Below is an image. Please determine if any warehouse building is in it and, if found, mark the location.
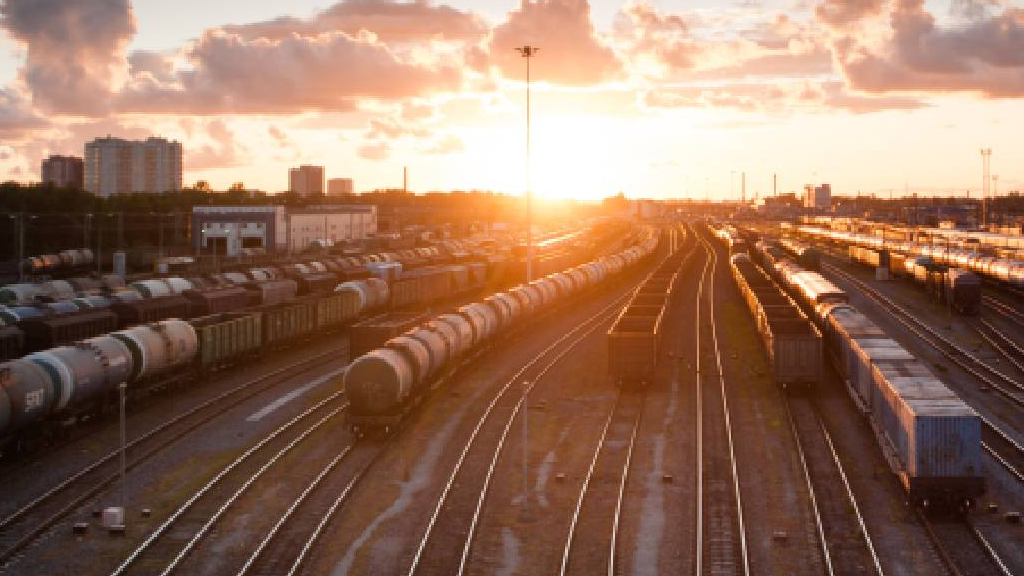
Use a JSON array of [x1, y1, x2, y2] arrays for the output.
[[192, 205, 377, 256]]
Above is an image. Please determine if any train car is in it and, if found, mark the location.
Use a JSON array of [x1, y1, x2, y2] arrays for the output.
[[182, 287, 249, 316], [0, 326, 25, 361], [774, 258, 984, 507], [258, 299, 317, 348], [345, 227, 660, 435], [191, 312, 263, 371], [110, 295, 191, 328], [607, 302, 664, 388], [18, 308, 120, 353], [944, 269, 981, 315]]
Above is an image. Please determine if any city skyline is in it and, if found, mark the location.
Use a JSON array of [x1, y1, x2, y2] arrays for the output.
[[0, 0, 1022, 200]]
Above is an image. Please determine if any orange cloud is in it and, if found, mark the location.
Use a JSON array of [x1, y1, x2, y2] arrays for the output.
[[0, 0, 135, 116], [117, 29, 463, 114], [487, 0, 621, 86], [838, 0, 1024, 96]]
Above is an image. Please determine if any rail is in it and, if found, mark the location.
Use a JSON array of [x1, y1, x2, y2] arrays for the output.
[[0, 345, 346, 568], [695, 229, 749, 576]]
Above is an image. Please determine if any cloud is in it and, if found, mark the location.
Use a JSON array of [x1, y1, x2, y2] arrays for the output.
[[838, 1, 1024, 96], [643, 80, 925, 114], [617, 5, 834, 81], [367, 116, 432, 139], [357, 141, 390, 160], [0, 0, 135, 116], [420, 133, 464, 154], [222, 0, 487, 44], [268, 125, 289, 146], [815, 0, 887, 26], [117, 29, 462, 114], [128, 50, 175, 83], [487, 0, 621, 86], [0, 87, 47, 138], [188, 120, 247, 170]]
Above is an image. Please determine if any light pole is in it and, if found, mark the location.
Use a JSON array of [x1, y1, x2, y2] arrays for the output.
[[516, 43, 538, 513]]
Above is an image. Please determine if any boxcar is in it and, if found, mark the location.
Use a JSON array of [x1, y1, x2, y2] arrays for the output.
[[18, 309, 120, 353], [191, 312, 263, 369], [111, 295, 192, 328], [259, 299, 317, 347]]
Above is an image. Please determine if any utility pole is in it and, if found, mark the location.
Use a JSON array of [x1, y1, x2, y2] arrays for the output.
[[981, 148, 992, 228], [403, 166, 408, 193], [773, 173, 777, 197], [515, 43, 539, 513], [17, 213, 24, 283], [741, 171, 746, 205]]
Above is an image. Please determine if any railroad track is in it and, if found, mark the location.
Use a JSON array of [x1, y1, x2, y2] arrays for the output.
[[695, 230, 748, 576], [974, 318, 1024, 376], [558, 392, 644, 576], [107, 392, 350, 576], [782, 394, 884, 576], [0, 345, 348, 569], [405, 241, 682, 576], [982, 295, 1024, 325], [918, 513, 1013, 576]]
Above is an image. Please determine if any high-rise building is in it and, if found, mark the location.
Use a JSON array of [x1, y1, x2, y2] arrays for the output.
[[328, 178, 354, 194], [41, 155, 84, 189], [84, 136, 183, 196], [803, 183, 832, 211], [289, 165, 325, 196]]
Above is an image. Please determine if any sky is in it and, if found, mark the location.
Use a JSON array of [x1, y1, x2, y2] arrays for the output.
[[0, 0, 1022, 201]]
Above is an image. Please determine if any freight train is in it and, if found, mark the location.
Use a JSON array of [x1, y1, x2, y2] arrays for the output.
[[606, 225, 693, 388], [0, 244, 501, 360], [797, 225, 1024, 291], [342, 229, 662, 434], [778, 234, 983, 316], [0, 230, 616, 454], [752, 239, 984, 508], [20, 249, 95, 279]]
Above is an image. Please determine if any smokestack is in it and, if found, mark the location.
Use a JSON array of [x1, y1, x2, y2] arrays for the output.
[[403, 166, 408, 193], [773, 173, 777, 197]]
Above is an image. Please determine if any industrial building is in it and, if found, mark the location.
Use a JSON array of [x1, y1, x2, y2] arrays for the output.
[[803, 183, 831, 211], [328, 178, 354, 194], [40, 155, 84, 189], [288, 165, 325, 196], [192, 204, 377, 256], [84, 136, 183, 196]]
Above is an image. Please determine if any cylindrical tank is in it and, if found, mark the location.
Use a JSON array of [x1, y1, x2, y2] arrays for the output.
[[72, 295, 115, 309], [40, 301, 81, 315], [0, 284, 40, 306], [222, 272, 249, 284], [131, 280, 173, 299], [26, 335, 132, 412], [493, 293, 521, 324], [384, 336, 431, 385], [39, 280, 76, 301], [458, 303, 498, 343], [0, 359, 57, 434], [567, 269, 589, 291], [549, 273, 575, 297], [432, 315, 474, 357], [0, 306, 45, 324], [343, 349, 414, 416], [337, 281, 373, 312], [406, 328, 447, 376], [163, 277, 194, 294], [483, 295, 513, 330], [520, 285, 544, 311], [112, 320, 198, 381], [423, 320, 458, 364]]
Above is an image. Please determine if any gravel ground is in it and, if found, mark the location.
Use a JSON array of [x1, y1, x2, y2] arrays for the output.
[[707, 237, 824, 576], [619, 244, 701, 576]]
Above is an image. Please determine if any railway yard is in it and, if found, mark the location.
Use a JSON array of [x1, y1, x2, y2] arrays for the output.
[[2, 217, 1024, 576]]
